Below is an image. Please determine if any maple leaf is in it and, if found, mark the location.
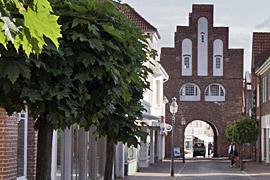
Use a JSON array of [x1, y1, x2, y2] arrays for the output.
[[0, 58, 31, 84], [17, 0, 61, 56]]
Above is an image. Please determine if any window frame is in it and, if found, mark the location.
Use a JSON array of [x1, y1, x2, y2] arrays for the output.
[[215, 57, 221, 69], [184, 56, 190, 69], [180, 83, 200, 101], [205, 84, 225, 102]]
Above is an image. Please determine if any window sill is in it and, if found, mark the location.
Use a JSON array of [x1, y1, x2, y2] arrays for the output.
[[205, 97, 225, 102], [180, 96, 200, 101], [17, 177, 27, 180]]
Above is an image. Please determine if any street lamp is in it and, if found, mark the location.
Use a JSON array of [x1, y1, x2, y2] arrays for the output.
[[181, 115, 186, 163], [170, 97, 178, 177]]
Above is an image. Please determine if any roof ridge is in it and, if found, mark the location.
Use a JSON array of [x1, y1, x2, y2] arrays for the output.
[[118, 3, 160, 38]]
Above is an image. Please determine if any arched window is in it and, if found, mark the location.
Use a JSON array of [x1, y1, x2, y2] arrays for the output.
[[205, 84, 225, 102], [182, 38, 192, 76], [213, 39, 223, 76], [180, 83, 200, 101], [197, 17, 208, 76]]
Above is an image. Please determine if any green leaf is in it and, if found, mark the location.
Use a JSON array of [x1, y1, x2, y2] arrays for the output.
[[18, 0, 61, 54], [72, 18, 89, 28], [102, 24, 123, 41], [0, 4, 19, 43], [0, 21, 7, 49], [62, 67, 73, 77], [88, 24, 100, 38], [68, 3, 88, 13], [0, 59, 31, 83], [74, 73, 91, 83], [89, 39, 104, 51], [71, 32, 87, 42]]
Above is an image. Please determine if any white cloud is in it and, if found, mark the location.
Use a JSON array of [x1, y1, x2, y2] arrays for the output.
[[254, 18, 270, 31]]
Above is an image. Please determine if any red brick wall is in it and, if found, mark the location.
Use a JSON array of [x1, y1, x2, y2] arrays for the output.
[[0, 108, 18, 180], [27, 117, 38, 180], [160, 5, 243, 157], [0, 108, 37, 180]]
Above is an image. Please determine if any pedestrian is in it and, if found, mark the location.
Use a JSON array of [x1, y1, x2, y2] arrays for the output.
[[228, 142, 235, 167], [208, 142, 213, 155]]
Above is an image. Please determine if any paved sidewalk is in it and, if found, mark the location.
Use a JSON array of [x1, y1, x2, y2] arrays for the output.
[[120, 159, 185, 180], [244, 161, 270, 180]]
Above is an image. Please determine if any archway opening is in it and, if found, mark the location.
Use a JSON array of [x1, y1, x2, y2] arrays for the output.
[[184, 120, 218, 158]]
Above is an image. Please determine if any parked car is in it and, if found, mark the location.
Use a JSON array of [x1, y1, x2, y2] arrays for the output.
[[193, 143, 206, 157]]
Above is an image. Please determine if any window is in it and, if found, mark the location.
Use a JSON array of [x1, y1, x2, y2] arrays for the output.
[[213, 39, 223, 76], [180, 83, 200, 101], [205, 84, 225, 102], [182, 84, 197, 96], [201, 34, 204, 43], [184, 57, 190, 68], [182, 38, 192, 76], [216, 57, 221, 69]]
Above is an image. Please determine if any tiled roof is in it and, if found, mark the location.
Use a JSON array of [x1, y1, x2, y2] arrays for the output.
[[118, 4, 160, 38], [252, 32, 270, 68]]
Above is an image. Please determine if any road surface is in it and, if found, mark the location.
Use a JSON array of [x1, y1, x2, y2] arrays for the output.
[[174, 157, 253, 180]]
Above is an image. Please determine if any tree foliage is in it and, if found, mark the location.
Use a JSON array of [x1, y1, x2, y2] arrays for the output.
[[226, 116, 259, 144], [0, 0, 150, 178], [0, 0, 61, 56], [52, 0, 150, 145], [0, 0, 61, 83], [225, 123, 233, 143], [225, 116, 259, 170]]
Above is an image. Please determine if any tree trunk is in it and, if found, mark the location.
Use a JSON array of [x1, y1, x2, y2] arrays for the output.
[[240, 143, 243, 170], [104, 136, 115, 180], [36, 118, 54, 180]]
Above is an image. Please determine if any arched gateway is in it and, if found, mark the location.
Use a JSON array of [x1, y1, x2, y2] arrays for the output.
[[160, 4, 243, 158], [184, 120, 219, 157]]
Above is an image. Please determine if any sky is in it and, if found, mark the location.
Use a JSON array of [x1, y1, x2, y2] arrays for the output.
[[121, 0, 270, 73]]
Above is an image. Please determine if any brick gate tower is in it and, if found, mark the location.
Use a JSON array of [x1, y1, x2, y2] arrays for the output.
[[160, 4, 243, 157]]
